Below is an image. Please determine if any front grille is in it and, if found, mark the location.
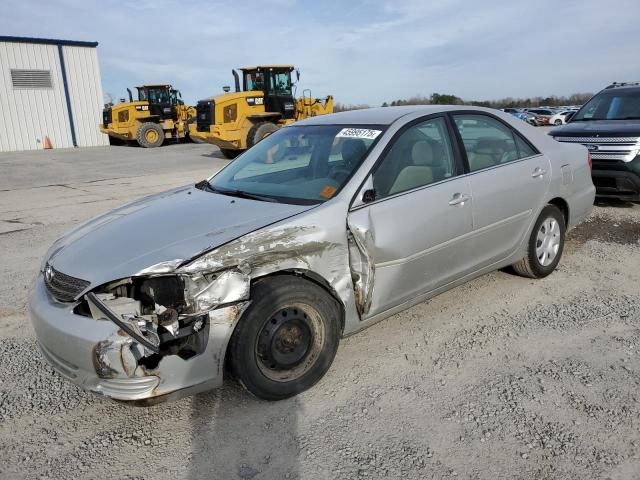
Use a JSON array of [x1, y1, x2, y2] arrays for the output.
[[554, 136, 640, 144], [44, 265, 90, 302], [196, 100, 214, 132], [555, 136, 640, 162], [103, 107, 112, 126]]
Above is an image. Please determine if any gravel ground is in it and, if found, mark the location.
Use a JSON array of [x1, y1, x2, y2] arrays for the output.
[[1, 144, 639, 480]]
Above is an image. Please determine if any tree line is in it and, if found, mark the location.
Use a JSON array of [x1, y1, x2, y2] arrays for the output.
[[334, 92, 594, 112]]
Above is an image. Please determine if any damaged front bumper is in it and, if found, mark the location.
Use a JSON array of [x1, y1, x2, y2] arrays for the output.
[[29, 274, 247, 402]]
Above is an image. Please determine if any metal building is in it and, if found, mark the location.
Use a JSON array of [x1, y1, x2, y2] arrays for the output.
[[0, 36, 109, 152]]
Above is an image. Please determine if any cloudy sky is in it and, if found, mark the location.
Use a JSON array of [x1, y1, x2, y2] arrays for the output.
[[2, 0, 639, 106]]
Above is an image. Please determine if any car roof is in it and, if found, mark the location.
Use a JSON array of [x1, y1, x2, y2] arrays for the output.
[[294, 105, 498, 126]]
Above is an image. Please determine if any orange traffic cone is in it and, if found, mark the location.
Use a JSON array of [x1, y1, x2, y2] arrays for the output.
[[43, 136, 52, 150]]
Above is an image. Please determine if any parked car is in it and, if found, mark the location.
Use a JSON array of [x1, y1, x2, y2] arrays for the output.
[[500, 108, 520, 115], [525, 108, 556, 125], [548, 110, 577, 126], [31, 106, 595, 402], [515, 110, 544, 126], [550, 81, 640, 201]]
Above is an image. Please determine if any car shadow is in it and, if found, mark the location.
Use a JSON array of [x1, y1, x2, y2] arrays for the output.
[[188, 381, 301, 480], [594, 197, 638, 209], [200, 150, 228, 161]]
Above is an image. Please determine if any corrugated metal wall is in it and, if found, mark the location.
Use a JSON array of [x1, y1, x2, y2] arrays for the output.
[[0, 40, 108, 152], [61, 45, 109, 148]]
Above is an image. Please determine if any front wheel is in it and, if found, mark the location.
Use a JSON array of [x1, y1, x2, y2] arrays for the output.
[[512, 204, 565, 278], [247, 122, 279, 148], [227, 276, 341, 400], [136, 122, 165, 148], [554, 119, 563, 125]]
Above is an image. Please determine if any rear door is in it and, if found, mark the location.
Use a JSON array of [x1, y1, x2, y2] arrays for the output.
[[451, 113, 551, 268], [347, 116, 474, 318]]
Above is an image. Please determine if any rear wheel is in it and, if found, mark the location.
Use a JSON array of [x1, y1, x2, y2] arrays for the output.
[[136, 122, 164, 148], [228, 276, 341, 400], [512, 204, 565, 278], [220, 148, 241, 159], [247, 122, 279, 148]]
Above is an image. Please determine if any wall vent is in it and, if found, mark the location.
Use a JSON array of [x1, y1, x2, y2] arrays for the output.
[[11, 69, 53, 89]]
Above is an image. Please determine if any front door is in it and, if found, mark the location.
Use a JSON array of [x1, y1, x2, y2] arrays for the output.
[[264, 70, 295, 119], [347, 116, 474, 319]]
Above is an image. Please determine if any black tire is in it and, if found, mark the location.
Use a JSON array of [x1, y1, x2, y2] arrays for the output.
[[512, 204, 565, 278], [247, 122, 279, 148], [554, 119, 562, 125], [228, 275, 341, 400], [220, 148, 241, 159], [108, 136, 126, 146], [183, 117, 196, 143], [136, 122, 164, 148]]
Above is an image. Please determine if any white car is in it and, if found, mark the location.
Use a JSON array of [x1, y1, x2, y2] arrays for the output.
[[549, 110, 576, 126]]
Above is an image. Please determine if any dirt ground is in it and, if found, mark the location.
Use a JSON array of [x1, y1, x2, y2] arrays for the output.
[[1, 143, 639, 480]]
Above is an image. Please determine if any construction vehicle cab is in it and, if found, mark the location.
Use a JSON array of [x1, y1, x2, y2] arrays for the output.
[[191, 65, 333, 158], [100, 84, 196, 148]]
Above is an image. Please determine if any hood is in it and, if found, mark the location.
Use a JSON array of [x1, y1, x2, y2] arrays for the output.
[[550, 119, 640, 137], [48, 185, 312, 287]]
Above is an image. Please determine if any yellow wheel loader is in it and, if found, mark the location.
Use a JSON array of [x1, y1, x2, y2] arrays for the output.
[[100, 85, 196, 148], [190, 66, 333, 158]]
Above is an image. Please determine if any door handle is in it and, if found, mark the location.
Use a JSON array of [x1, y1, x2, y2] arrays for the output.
[[532, 167, 547, 178], [449, 193, 471, 206]]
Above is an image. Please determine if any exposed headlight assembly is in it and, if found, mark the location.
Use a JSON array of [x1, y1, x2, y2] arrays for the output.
[[86, 267, 250, 358]]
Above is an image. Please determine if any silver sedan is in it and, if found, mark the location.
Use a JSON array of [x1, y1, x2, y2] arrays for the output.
[[30, 106, 595, 402]]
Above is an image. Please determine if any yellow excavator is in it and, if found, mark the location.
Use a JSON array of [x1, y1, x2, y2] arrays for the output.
[[190, 66, 334, 158], [100, 85, 196, 148]]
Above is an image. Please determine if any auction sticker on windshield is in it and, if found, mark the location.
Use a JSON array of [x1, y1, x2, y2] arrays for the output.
[[336, 128, 382, 140]]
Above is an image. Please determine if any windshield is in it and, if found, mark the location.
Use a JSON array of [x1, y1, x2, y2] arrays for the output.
[[139, 87, 171, 104], [208, 125, 385, 204], [572, 88, 640, 121]]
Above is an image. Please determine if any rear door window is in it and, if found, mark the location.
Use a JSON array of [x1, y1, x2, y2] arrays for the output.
[[453, 114, 537, 172]]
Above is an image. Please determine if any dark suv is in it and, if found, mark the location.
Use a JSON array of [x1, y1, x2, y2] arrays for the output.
[[550, 82, 640, 201]]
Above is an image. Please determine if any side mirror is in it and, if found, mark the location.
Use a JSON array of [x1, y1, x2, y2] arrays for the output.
[[362, 189, 376, 203], [223, 86, 231, 93], [352, 175, 376, 209], [296, 69, 300, 82]]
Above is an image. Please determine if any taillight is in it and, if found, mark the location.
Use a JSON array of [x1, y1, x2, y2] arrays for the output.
[[587, 152, 592, 170]]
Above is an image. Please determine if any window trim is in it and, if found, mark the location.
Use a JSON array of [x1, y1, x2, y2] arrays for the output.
[[446, 110, 541, 175], [349, 113, 467, 209]]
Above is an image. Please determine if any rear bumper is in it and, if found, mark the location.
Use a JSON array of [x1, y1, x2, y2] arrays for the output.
[[592, 159, 640, 201], [29, 275, 242, 402]]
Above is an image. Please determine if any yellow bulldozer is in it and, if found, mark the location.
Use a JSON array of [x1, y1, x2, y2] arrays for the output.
[[100, 84, 196, 148], [190, 66, 333, 158]]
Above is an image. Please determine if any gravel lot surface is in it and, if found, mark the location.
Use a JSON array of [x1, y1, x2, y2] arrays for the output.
[[1, 143, 639, 480]]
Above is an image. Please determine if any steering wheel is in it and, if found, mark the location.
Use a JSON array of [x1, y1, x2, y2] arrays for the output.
[[328, 165, 351, 183]]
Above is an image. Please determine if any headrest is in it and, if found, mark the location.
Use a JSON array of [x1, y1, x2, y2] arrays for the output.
[[341, 139, 367, 166], [411, 141, 434, 166], [475, 138, 506, 154]]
